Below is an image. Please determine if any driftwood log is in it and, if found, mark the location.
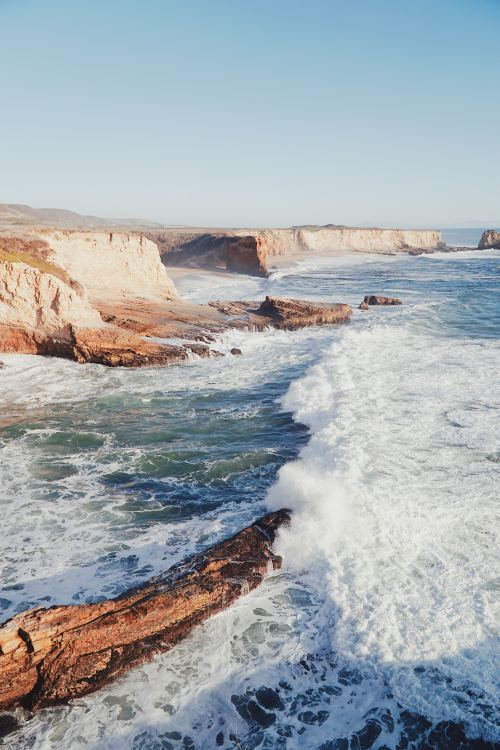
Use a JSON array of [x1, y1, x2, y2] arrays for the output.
[[0, 509, 290, 712]]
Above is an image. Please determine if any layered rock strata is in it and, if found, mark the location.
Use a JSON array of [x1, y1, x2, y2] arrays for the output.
[[157, 225, 441, 276], [0, 509, 290, 711], [0, 228, 351, 366]]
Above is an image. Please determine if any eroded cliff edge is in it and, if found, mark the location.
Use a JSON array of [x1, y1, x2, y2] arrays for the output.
[[151, 225, 441, 276], [0, 229, 352, 366]]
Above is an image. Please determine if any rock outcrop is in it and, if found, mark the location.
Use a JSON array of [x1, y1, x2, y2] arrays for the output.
[[225, 236, 269, 276], [88, 297, 353, 347], [363, 295, 402, 306], [66, 327, 213, 367], [478, 229, 500, 249], [157, 233, 269, 277], [0, 510, 289, 712], [256, 296, 352, 329]]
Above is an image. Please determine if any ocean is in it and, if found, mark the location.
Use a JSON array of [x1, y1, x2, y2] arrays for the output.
[[0, 231, 499, 749]]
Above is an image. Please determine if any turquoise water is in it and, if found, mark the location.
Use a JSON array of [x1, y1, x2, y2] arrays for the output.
[[0, 245, 499, 749]]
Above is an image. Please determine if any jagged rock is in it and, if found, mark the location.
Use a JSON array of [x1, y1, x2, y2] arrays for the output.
[[0, 509, 290, 712], [256, 296, 352, 330], [363, 295, 402, 306], [478, 229, 500, 249], [225, 236, 269, 277], [67, 326, 212, 367]]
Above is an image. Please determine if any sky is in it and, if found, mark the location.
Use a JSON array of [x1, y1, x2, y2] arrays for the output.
[[0, 0, 499, 228]]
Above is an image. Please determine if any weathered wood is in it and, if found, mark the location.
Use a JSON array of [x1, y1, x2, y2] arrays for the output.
[[0, 509, 290, 711]]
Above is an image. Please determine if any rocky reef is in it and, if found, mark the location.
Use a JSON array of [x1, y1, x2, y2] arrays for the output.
[[0, 510, 289, 712]]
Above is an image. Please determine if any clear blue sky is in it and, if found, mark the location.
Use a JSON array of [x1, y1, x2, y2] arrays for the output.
[[1, 0, 499, 227]]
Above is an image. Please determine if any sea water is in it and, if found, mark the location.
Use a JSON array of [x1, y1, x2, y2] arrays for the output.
[[0, 238, 498, 749]]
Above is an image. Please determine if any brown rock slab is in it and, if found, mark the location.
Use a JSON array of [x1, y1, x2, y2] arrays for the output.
[[363, 295, 402, 306], [255, 296, 352, 330], [0, 509, 290, 712]]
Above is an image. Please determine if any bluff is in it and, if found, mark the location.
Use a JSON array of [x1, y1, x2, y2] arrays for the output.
[[0, 231, 352, 366], [40, 229, 178, 302], [156, 225, 441, 276], [0, 232, 196, 365]]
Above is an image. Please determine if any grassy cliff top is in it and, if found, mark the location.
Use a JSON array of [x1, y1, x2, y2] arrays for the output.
[[0, 237, 81, 292]]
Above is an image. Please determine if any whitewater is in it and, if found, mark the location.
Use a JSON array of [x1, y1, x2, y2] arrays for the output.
[[0, 244, 498, 749]]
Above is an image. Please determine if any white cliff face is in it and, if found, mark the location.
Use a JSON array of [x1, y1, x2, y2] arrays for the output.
[[237, 227, 441, 256], [0, 261, 102, 334], [292, 226, 440, 253], [42, 230, 179, 301]]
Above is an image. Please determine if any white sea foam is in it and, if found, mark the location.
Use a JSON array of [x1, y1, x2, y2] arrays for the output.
[[269, 317, 500, 735]]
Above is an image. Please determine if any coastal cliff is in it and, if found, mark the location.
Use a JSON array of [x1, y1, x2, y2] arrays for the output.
[[0, 230, 352, 365], [41, 229, 179, 301], [159, 225, 441, 275]]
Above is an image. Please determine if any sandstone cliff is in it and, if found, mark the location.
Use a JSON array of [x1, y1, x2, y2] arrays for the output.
[[0, 259, 102, 354], [0, 230, 353, 366], [159, 225, 441, 276], [0, 232, 202, 365], [41, 230, 178, 301], [0, 258, 202, 365]]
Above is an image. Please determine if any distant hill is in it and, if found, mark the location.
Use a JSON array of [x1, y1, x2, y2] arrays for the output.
[[0, 203, 166, 229]]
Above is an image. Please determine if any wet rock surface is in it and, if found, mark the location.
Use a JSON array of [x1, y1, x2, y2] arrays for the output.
[[363, 295, 403, 306], [210, 650, 499, 750], [0, 510, 290, 712], [256, 296, 352, 330]]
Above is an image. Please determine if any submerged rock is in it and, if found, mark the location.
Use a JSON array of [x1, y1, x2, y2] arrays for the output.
[[363, 295, 402, 306], [0, 713, 20, 738], [478, 229, 500, 249], [230, 347, 242, 355], [359, 302, 369, 310]]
